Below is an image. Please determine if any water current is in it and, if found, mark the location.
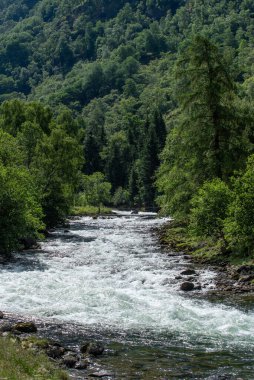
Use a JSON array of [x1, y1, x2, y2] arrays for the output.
[[1, 213, 254, 379]]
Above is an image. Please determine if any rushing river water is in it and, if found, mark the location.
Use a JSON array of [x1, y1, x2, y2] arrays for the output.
[[1, 213, 254, 379]]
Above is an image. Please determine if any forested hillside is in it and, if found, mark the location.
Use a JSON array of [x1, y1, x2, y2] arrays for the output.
[[1, 0, 254, 257]]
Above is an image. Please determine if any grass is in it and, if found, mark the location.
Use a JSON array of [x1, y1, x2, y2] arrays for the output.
[[0, 337, 68, 380], [71, 205, 112, 216]]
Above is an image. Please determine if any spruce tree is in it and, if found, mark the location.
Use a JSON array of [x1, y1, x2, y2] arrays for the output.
[[157, 36, 247, 217], [139, 120, 160, 209]]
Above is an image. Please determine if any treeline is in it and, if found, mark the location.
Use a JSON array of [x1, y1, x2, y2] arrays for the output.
[[0, 98, 165, 255], [157, 36, 254, 257], [1, 0, 254, 258], [0, 100, 83, 255]]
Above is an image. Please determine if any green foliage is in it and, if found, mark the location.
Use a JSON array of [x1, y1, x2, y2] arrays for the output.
[[224, 155, 254, 256], [190, 179, 232, 239], [0, 100, 83, 254], [1, 0, 254, 259], [0, 130, 44, 255], [112, 187, 130, 207], [32, 126, 83, 227], [157, 36, 248, 217], [0, 337, 68, 380], [72, 205, 111, 216], [78, 172, 112, 210], [102, 131, 131, 192]]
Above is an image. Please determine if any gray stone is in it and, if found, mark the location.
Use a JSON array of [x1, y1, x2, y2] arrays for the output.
[[47, 345, 65, 359], [62, 353, 77, 368], [81, 342, 104, 356], [12, 322, 37, 333], [180, 282, 195, 291], [0, 322, 12, 332], [75, 360, 89, 370]]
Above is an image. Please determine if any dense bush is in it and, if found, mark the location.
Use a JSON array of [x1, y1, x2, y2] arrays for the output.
[[0, 163, 43, 255], [225, 155, 254, 255], [190, 179, 232, 239], [77, 172, 112, 211]]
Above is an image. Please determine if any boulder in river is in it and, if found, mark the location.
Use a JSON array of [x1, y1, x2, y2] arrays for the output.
[[180, 282, 195, 291], [81, 342, 104, 356], [180, 269, 196, 276], [12, 322, 37, 333]]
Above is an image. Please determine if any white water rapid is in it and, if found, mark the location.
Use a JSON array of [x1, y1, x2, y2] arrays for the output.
[[1, 214, 254, 352]]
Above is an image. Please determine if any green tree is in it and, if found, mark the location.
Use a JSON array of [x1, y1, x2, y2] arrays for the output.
[[190, 178, 232, 238], [79, 172, 111, 212], [139, 120, 160, 208], [224, 154, 254, 256], [102, 131, 131, 192], [0, 130, 43, 255], [32, 126, 83, 227], [157, 36, 247, 217], [16, 121, 43, 168]]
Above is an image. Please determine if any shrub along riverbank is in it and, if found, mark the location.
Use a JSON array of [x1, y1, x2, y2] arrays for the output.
[[0, 337, 68, 380], [71, 205, 112, 216]]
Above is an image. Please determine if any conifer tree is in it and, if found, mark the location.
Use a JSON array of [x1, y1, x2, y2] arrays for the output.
[[157, 36, 247, 217]]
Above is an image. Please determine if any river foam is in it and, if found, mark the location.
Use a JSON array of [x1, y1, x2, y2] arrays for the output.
[[0, 215, 254, 351]]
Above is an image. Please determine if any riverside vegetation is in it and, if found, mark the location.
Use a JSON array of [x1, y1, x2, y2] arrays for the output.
[[1, 0, 254, 374], [1, 0, 254, 264], [0, 338, 68, 380]]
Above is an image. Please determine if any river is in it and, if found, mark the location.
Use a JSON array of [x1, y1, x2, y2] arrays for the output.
[[1, 213, 254, 379]]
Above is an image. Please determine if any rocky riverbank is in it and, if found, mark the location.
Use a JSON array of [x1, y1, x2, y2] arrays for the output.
[[158, 221, 254, 295], [0, 312, 113, 379]]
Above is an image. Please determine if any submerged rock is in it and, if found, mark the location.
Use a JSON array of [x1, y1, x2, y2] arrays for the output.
[[12, 322, 37, 333], [180, 282, 195, 291]]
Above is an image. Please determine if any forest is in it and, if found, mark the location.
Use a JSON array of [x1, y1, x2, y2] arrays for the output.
[[0, 0, 254, 260]]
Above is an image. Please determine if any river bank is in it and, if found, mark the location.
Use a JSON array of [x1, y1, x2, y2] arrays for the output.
[[158, 220, 254, 294], [0, 311, 114, 379]]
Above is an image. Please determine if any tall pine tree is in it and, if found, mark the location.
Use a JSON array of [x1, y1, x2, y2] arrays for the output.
[[157, 36, 247, 217]]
